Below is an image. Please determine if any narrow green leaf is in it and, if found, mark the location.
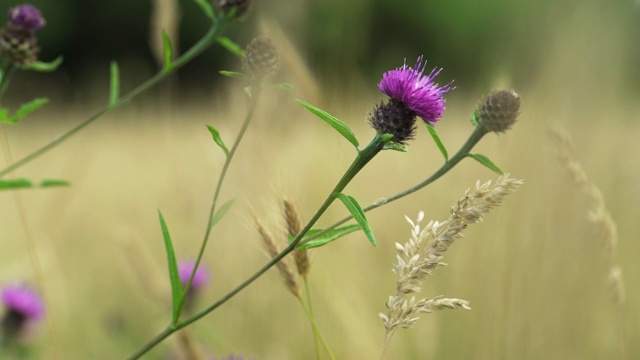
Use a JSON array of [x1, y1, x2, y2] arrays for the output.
[[383, 141, 408, 152], [211, 198, 236, 228], [0, 178, 33, 190], [272, 83, 294, 91], [158, 211, 182, 322], [206, 125, 229, 156], [162, 31, 173, 71], [334, 193, 376, 246], [109, 61, 120, 108], [193, 0, 215, 20], [299, 224, 362, 249], [24, 56, 63, 72], [1, 99, 49, 124], [40, 179, 71, 188], [468, 153, 504, 175], [296, 100, 359, 149], [425, 124, 448, 162], [216, 36, 245, 57], [219, 70, 248, 80]]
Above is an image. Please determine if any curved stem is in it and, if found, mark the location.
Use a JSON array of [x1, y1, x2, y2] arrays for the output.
[[176, 84, 263, 318], [0, 14, 231, 178], [128, 134, 387, 359], [300, 125, 490, 246]]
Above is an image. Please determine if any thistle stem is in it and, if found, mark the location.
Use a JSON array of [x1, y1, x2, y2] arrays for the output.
[[0, 14, 231, 178]]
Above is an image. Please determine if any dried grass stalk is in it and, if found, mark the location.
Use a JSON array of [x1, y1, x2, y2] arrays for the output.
[[550, 128, 625, 306], [255, 220, 300, 298], [284, 198, 310, 277], [380, 175, 522, 351]]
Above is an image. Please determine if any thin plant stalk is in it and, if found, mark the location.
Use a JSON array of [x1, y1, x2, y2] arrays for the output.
[[128, 134, 387, 359], [177, 83, 263, 318], [302, 278, 336, 360], [301, 124, 490, 247], [0, 13, 232, 178]]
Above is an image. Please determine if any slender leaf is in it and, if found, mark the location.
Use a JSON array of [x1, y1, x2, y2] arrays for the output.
[[426, 123, 448, 162], [211, 198, 236, 228], [298, 224, 362, 249], [206, 125, 229, 156], [216, 36, 245, 57], [0, 178, 32, 190], [296, 100, 359, 149], [334, 193, 376, 246], [109, 61, 120, 108], [193, 0, 215, 20], [219, 70, 248, 80], [40, 179, 71, 188], [273, 83, 294, 91], [383, 141, 408, 152], [158, 211, 182, 323], [25, 56, 63, 72], [162, 31, 173, 71], [0, 99, 49, 124], [468, 153, 504, 175]]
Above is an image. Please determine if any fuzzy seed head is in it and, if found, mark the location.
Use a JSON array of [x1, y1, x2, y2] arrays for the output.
[[242, 37, 279, 79], [475, 90, 521, 133]]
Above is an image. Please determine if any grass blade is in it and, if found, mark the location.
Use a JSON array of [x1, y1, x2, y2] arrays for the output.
[[335, 193, 376, 246], [211, 198, 235, 228], [468, 153, 504, 175], [296, 100, 359, 149], [158, 211, 182, 323], [109, 61, 120, 108], [162, 31, 173, 71]]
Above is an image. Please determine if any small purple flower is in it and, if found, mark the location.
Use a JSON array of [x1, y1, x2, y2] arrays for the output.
[[178, 261, 209, 290], [1, 284, 44, 321], [8, 5, 46, 32], [378, 56, 454, 127]]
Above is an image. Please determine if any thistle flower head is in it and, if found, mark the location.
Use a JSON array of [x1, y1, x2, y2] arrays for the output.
[[1, 284, 44, 337], [474, 89, 521, 133], [242, 36, 279, 80], [178, 261, 209, 291], [214, 0, 252, 19], [370, 56, 454, 146], [378, 56, 454, 127], [8, 5, 46, 31]]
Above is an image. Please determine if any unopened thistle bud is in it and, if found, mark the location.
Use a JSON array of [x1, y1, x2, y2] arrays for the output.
[[242, 37, 279, 80], [0, 5, 46, 66], [370, 56, 454, 146], [474, 90, 521, 133], [214, 0, 252, 19]]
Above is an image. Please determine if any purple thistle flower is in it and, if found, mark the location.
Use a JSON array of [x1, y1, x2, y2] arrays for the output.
[[378, 56, 454, 127], [178, 261, 209, 291], [8, 5, 46, 32], [1, 284, 44, 338]]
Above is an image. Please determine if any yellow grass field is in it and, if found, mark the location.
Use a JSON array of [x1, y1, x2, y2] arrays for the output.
[[1, 3, 638, 359]]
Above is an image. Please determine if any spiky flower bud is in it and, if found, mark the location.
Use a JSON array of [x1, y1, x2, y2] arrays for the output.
[[0, 5, 46, 66], [474, 90, 521, 133], [214, 0, 252, 19], [242, 37, 279, 79]]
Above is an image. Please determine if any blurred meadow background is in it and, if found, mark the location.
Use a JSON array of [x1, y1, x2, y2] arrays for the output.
[[1, 0, 639, 359]]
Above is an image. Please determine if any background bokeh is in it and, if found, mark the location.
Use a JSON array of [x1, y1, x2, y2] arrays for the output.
[[0, 0, 638, 359]]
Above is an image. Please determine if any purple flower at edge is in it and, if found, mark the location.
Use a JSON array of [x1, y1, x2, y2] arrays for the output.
[[378, 56, 454, 126], [178, 261, 209, 290], [1, 284, 44, 321], [8, 4, 46, 31]]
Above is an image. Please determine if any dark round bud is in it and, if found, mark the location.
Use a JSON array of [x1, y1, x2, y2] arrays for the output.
[[242, 37, 279, 79], [214, 0, 252, 19], [369, 99, 417, 146], [474, 90, 522, 133], [0, 27, 40, 65]]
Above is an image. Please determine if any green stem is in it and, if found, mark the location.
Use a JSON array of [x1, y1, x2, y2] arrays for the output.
[[0, 64, 16, 104], [303, 278, 336, 360], [300, 125, 489, 246], [0, 14, 231, 179], [176, 84, 263, 319], [298, 290, 322, 360], [128, 134, 387, 359]]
